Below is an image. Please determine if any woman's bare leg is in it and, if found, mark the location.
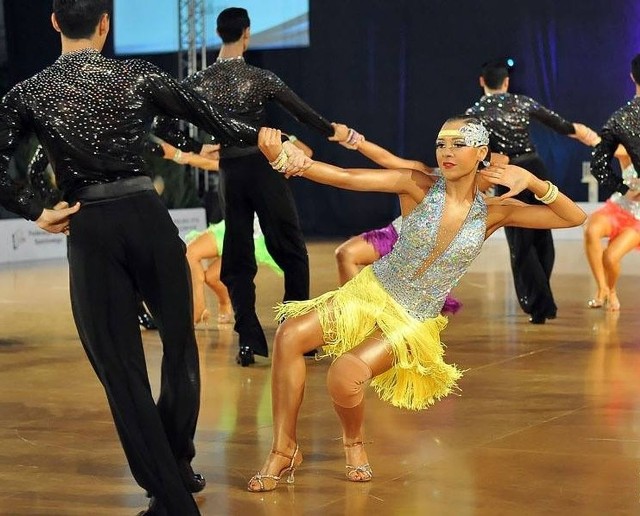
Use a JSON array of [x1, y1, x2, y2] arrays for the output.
[[583, 213, 612, 304], [328, 332, 394, 479], [335, 236, 381, 285], [203, 257, 232, 321], [602, 228, 640, 310], [248, 311, 325, 490], [186, 232, 219, 324]]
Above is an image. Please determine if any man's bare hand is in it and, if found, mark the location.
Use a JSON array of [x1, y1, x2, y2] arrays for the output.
[[329, 123, 350, 142], [258, 127, 284, 162], [36, 201, 81, 235]]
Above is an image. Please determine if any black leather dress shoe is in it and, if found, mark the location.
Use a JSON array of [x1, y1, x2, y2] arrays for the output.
[[138, 310, 157, 330], [236, 345, 255, 367], [529, 315, 546, 324], [179, 460, 206, 493]]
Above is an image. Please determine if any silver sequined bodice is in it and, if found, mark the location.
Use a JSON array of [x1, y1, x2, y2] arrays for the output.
[[591, 97, 640, 195], [373, 178, 487, 320], [466, 93, 574, 157]]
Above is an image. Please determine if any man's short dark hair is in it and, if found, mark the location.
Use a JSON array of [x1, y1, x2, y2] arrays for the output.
[[481, 60, 510, 90], [52, 0, 111, 39], [216, 7, 250, 43], [632, 54, 640, 85]]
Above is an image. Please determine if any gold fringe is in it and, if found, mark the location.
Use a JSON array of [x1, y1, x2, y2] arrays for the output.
[[274, 266, 462, 411]]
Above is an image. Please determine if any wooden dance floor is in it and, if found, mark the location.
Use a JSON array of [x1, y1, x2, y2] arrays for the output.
[[1, 239, 639, 515]]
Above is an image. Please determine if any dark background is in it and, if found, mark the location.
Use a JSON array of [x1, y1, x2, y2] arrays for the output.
[[3, 0, 639, 236]]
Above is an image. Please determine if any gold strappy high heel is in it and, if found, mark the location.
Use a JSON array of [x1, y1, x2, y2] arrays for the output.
[[194, 309, 211, 330], [247, 445, 302, 492], [344, 442, 373, 482]]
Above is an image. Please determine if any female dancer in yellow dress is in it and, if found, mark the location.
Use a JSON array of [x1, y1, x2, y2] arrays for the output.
[[247, 117, 586, 491]]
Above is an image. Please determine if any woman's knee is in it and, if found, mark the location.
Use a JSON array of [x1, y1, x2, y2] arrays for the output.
[[326, 354, 372, 408], [334, 242, 356, 265]]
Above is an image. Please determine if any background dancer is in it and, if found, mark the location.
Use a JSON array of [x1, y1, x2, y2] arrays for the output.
[[466, 59, 598, 324], [588, 53, 640, 312], [245, 119, 585, 492], [584, 145, 639, 311], [157, 7, 341, 366], [185, 136, 312, 329]]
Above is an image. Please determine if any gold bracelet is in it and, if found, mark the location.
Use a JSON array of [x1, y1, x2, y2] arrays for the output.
[[172, 149, 183, 164]]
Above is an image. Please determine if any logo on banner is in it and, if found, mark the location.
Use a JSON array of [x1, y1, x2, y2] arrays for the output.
[[12, 229, 26, 250]]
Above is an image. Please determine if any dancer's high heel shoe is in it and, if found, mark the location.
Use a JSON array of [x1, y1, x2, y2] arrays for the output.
[[217, 312, 233, 326], [607, 292, 621, 312], [194, 309, 211, 330], [247, 445, 302, 492], [344, 442, 373, 482], [587, 298, 606, 309]]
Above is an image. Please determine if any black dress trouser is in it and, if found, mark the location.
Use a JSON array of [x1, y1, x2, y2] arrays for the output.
[[496, 154, 557, 320], [219, 152, 310, 356], [67, 190, 200, 515]]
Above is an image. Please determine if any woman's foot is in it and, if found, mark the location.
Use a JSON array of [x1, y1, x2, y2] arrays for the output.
[[194, 308, 211, 330], [217, 304, 233, 327], [588, 288, 609, 309], [607, 291, 620, 312], [247, 445, 303, 492], [343, 441, 373, 482]]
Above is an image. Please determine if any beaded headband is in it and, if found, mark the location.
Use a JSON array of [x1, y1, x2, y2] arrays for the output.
[[458, 123, 490, 147], [438, 124, 489, 148]]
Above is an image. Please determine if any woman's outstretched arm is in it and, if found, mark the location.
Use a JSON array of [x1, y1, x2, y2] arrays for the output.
[[259, 127, 428, 203], [330, 123, 433, 174]]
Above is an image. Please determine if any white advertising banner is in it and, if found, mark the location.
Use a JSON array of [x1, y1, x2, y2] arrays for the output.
[[0, 207, 207, 265]]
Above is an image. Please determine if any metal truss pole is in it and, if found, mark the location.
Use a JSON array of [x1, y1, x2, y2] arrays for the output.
[[177, 0, 209, 191]]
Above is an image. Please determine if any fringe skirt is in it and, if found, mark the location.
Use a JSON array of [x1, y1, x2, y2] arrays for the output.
[[275, 266, 462, 411]]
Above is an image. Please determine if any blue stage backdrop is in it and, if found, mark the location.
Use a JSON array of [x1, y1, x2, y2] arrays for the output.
[[3, 0, 639, 236]]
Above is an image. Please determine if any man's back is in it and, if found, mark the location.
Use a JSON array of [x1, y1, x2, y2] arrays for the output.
[[184, 57, 332, 137], [10, 49, 158, 193], [466, 92, 573, 157]]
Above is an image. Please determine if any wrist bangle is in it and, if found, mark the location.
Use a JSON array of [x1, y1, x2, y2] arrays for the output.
[[172, 149, 183, 163], [534, 180, 559, 204], [269, 149, 288, 173], [287, 134, 298, 143]]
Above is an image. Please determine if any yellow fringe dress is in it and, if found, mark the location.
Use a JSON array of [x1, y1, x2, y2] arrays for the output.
[[276, 177, 487, 411]]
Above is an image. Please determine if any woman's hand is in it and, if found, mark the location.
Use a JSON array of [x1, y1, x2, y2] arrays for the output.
[[258, 127, 284, 162], [479, 164, 533, 199]]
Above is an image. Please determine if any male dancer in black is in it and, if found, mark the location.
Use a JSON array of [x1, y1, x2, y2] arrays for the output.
[[591, 54, 640, 195], [466, 59, 597, 324], [0, 1, 291, 514], [158, 7, 337, 366]]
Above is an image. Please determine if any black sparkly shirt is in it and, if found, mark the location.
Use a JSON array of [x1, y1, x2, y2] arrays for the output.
[[466, 93, 575, 157], [591, 97, 640, 195], [0, 49, 259, 220], [156, 57, 333, 152]]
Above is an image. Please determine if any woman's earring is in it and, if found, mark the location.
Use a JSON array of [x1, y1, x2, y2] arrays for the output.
[[481, 160, 491, 168]]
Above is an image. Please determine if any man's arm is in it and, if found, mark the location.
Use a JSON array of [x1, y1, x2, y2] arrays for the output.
[[591, 123, 628, 195], [0, 87, 45, 220], [266, 72, 334, 137], [138, 61, 260, 147], [527, 96, 575, 135]]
